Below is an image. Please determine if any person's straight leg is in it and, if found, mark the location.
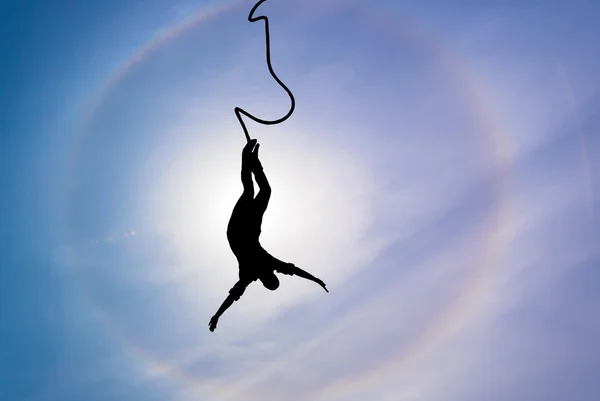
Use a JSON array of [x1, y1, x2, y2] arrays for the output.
[[228, 140, 257, 249]]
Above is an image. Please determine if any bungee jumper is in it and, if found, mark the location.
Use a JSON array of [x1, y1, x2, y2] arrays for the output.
[[209, 140, 328, 332], [208, 0, 328, 332]]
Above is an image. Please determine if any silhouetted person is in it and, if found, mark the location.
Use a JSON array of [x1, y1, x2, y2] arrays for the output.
[[209, 139, 328, 332]]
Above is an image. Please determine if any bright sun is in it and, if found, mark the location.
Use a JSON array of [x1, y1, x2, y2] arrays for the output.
[[144, 125, 384, 324]]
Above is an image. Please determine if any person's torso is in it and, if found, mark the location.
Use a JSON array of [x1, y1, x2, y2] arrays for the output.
[[237, 246, 273, 279], [227, 203, 264, 242]]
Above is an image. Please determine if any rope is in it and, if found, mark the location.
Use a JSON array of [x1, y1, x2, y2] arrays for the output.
[[234, 0, 296, 143]]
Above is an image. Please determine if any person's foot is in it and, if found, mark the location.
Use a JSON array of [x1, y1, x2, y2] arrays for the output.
[[242, 140, 258, 168], [244, 138, 258, 151], [250, 143, 263, 171], [243, 138, 258, 157]]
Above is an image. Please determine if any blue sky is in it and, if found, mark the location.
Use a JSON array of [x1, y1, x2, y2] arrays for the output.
[[1, 0, 599, 400]]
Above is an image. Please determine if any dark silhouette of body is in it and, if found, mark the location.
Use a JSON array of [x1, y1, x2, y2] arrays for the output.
[[209, 139, 328, 332]]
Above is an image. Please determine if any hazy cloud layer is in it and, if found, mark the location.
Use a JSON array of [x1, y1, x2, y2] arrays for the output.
[[2, 1, 599, 401]]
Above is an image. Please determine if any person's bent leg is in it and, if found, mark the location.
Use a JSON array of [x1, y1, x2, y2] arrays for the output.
[[252, 145, 271, 216]]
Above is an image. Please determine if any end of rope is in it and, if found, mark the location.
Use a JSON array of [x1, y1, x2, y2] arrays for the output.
[[249, 0, 268, 21]]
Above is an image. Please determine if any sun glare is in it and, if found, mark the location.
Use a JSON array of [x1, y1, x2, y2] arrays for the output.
[[144, 126, 384, 324]]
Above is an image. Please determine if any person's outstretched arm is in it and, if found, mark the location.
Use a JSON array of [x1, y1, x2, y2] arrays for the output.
[[277, 263, 328, 293], [209, 280, 249, 332]]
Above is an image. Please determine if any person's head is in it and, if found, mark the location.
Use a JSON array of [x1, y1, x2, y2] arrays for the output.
[[259, 271, 280, 291]]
